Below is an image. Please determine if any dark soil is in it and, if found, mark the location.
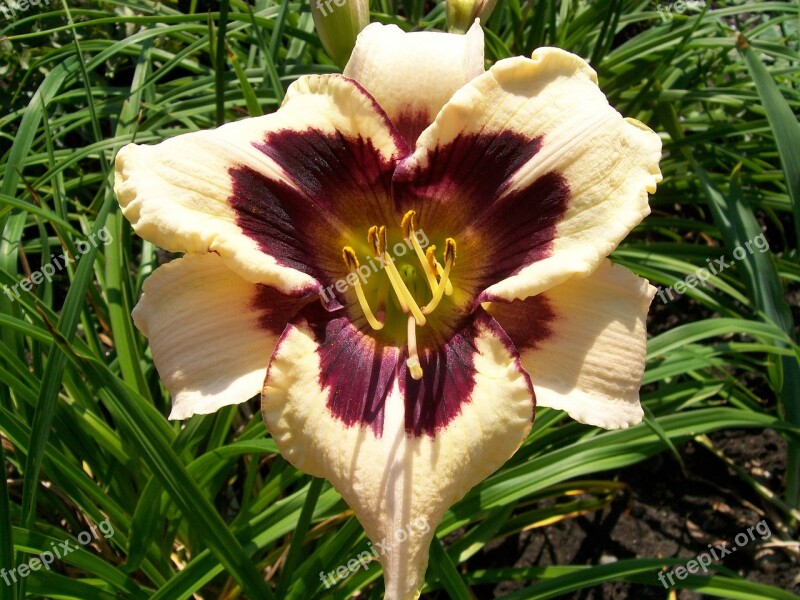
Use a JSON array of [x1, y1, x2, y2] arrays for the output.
[[466, 428, 799, 599]]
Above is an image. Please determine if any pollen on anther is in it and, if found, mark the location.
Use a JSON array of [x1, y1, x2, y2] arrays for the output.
[[401, 209, 417, 239], [444, 238, 457, 266], [367, 226, 380, 256]]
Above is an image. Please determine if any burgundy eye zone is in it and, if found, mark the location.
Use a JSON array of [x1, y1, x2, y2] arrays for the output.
[[236, 126, 569, 437]]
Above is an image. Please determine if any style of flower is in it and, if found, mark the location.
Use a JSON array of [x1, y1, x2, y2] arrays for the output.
[[114, 21, 661, 600]]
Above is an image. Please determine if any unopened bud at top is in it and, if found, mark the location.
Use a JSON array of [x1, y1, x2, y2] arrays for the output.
[[311, 0, 369, 68], [446, 0, 498, 33]]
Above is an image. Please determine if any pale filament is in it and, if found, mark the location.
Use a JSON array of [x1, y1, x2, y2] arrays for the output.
[[427, 246, 454, 297], [422, 239, 455, 315], [342, 247, 384, 330], [379, 226, 427, 327], [402, 210, 439, 294], [435, 263, 454, 296], [382, 252, 427, 327]]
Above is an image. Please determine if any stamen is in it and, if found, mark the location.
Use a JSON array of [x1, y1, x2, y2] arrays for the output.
[[378, 225, 387, 255], [425, 245, 437, 274], [342, 246, 383, 331], [400, 210, 416, 240], [403, 210, 439, 294], [406, 315, 423, 380], [422, 238, 456, 315], [383, 251, 427, 326], [435, 262, 454, 296], [427, 246, 453, 296], [372, 226, 409, 314], [445, 236, 456, 264], [367, 226, 380, 256], [380, 228, 427, 326]]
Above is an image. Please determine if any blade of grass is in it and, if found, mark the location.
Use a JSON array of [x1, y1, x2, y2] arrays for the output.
[[736, 33, 800, 245], [56, 346, 277, 599], [17, 192, 114, 544], [697, 167, 800, 507], [215, 0, 230, 126], [0, 441, 14, 600], [429, 537, 474, 600], [276, 477, 324, 597], [227, 44, 264, 117]]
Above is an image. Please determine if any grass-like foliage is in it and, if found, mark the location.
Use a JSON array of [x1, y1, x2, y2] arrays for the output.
[[1, 0, 798, 598]]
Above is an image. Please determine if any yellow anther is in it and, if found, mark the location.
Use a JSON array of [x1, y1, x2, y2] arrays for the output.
[[342, 246, 359, 272], [342, 246, 383, 331], [425, 246, 437, 273], [367, 226, 380, 256], [422, 239, 456, 315], [378, 225, 387, 256], [444, 238, 457, 265], [401, 209, 416, 240]]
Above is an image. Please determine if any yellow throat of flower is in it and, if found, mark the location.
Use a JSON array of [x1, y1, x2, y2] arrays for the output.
[[341, 210, 456, 381]]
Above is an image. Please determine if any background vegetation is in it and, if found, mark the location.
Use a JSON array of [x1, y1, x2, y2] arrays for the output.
[[0, 0, 798, 598]]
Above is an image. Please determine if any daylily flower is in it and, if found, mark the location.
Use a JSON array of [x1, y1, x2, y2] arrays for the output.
[[114, 22, 661, 600]]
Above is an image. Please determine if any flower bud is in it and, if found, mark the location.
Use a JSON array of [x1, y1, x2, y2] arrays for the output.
[[311, 0, 369, 69], [446, 0, 498, 33]]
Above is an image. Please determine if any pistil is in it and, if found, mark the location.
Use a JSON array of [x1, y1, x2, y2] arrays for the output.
[[406, 316, 423, 380]]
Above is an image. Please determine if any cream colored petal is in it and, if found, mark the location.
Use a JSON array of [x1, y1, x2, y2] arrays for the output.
[[133, 253, 302, 420], [402, 47, 661, 303], [262, 312, 533, 599], [115, 74, 406, 296], [344, 21, 484, 146], [487, 261, 655, 429]]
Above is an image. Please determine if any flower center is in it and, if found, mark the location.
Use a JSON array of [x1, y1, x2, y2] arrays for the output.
[[341, 210, 456, 381]]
